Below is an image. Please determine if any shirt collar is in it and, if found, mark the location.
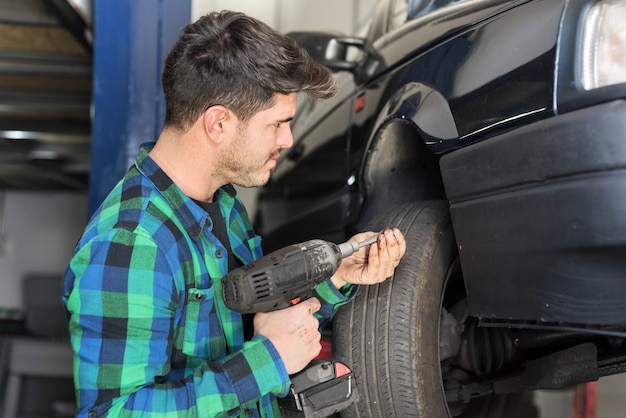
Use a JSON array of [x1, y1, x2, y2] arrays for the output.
[[134, 142, 238, 241]]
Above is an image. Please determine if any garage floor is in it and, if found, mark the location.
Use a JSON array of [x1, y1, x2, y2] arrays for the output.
[[535, 374, 626, 418]]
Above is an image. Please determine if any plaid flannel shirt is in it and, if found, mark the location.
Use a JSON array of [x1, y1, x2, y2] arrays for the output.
[[62, 143, 356, 417]]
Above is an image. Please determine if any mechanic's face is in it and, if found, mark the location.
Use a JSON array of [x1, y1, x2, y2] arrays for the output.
[[218, 93, 296, 188]]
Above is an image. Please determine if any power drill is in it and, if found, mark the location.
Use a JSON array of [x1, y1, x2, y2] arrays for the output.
[[222, 235, 378, 313], [222, 236, 378, 417]]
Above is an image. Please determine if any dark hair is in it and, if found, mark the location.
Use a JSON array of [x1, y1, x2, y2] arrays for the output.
[[162, 10, 337, 130]]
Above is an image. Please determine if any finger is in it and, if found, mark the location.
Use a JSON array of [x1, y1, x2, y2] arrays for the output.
[[299, 297, 321, 315], [300, 317, 321, 336], [309, 340, 322, 360], [375, 232, 392, 267], [303, 312, 320, 328], [310, 328, 321, 346], [383, 228, 402, 260], [299, 318, 321, 347], [384, 228, 405, 276], [372, 231, 398, 281], [288, 301, 320, 336], [360, 240, 388, 284], [390, 227, 407, 261], [367, 236, 381, 270]]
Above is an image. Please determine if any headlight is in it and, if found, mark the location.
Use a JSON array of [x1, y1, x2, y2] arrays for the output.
[[580, 0, 626, 90]]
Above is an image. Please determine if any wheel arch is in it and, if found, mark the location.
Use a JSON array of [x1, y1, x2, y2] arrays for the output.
[[355, 82, 456, 227]]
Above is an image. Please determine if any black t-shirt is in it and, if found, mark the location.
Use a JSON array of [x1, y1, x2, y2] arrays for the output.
[[193, 199, 253, 339]]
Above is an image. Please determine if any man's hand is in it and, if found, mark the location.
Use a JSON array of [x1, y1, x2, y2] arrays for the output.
[[331, 227, 406, 289], [253, 297, 322, 374]]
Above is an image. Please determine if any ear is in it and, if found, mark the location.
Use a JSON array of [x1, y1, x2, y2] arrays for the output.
[[202, 105, 229, 144]]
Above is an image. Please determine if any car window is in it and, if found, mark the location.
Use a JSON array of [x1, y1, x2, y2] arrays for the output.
[[389, 0, 409, 32], [408, 0, 462, 20], [408, 0, 431, 19], [367, 0, 465, 41], [366, 0, 389, 41], [366, 0, 409, 41]]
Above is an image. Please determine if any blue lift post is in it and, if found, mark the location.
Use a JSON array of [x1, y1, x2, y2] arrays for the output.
[[89, 0, 191, 215]]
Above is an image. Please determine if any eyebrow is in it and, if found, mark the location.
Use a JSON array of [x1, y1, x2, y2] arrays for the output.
[[277, 116, 294, 124]]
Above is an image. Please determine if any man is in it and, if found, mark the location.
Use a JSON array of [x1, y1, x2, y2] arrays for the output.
[[62, 10, 406, 417]]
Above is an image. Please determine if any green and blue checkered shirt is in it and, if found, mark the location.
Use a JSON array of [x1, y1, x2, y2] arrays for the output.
[[62, 143, 355, 417]]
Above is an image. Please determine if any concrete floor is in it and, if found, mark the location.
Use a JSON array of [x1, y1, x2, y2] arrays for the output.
[[535, 374, 626, 418]]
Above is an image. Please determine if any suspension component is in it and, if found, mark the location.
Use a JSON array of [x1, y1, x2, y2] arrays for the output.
[[457, 317, 517, 376]]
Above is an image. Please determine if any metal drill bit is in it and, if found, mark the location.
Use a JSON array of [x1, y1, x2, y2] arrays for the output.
[[337, 234, 380, 258]]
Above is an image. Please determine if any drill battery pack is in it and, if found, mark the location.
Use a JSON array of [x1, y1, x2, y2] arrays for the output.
[[278, 359, 359, 418]]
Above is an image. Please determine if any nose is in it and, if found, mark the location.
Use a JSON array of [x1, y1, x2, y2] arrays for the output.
[[277, 124, 294, 149]]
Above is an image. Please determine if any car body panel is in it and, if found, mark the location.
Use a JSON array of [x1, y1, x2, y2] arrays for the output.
[[256, 0, 626, 332], [441, 100, 626, 325]]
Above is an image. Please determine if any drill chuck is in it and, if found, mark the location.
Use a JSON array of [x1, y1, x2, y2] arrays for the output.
[[336, 235, 378, 258]]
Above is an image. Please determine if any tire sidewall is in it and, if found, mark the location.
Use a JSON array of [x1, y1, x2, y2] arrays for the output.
[[334, 201, 456, 418]]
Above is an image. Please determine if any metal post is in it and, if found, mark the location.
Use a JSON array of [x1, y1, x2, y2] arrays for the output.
[[89, 0, 191, 215]]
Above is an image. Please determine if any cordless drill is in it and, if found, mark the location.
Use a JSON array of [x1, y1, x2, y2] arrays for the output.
[[222, 236, 378, 417], [222, 235, 378, 314]]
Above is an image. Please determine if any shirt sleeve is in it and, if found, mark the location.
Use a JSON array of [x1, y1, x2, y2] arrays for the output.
[[63, 227, 290, 417], [313, 279, 359, 322]]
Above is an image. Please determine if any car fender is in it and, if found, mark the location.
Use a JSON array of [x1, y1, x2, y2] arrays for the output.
[[355, 82, 451, 227]]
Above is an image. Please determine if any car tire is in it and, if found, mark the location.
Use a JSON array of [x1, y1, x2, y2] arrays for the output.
[[333, 201, 534, 418]]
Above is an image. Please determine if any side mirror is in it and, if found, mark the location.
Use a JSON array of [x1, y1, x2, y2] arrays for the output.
[[288, 31, 384, 84]]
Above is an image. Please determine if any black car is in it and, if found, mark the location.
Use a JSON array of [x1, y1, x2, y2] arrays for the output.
[[254, 0, 626, 416]]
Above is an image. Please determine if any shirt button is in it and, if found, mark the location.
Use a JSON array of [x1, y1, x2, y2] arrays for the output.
[[244, 409, 253, 417], [215, 249, 224, 258], [195, 293, 204, 300]]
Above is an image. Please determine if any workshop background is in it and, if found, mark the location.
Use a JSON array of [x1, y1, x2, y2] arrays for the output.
[[0, 0, 622, 417]]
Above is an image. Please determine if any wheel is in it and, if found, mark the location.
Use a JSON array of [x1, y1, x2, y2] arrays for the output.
[[333, 201, 534, 417]]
